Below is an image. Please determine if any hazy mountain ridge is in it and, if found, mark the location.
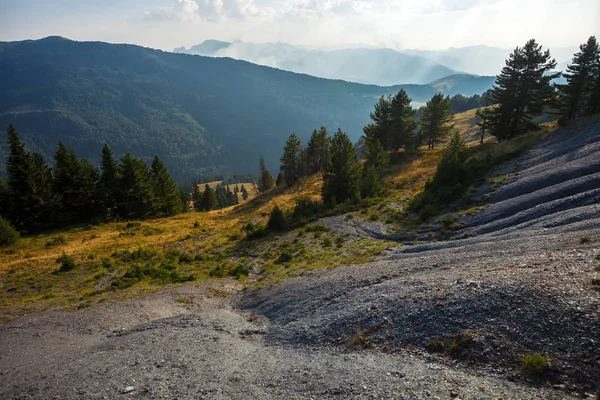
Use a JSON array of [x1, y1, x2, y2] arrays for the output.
[[0, 37, 494, 181], [178, 40, 578, 81], [175, 40, 461, 86]]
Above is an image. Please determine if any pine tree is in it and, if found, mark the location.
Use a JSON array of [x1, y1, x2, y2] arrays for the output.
[[488, 39, 559, 141], [305, 127, 329, 174], [475, 106, 492, 144], [390, 89, 417, 149], [360, 165, 384, 199], [116, 153, 155, 219], [363, 95, 393, 150], [275, 172, 285, 186], [322, 129, 361, 206], [99, 144, 119, 218], [258, 154, 274, 192], [419, 93, 454, 149], [53, 142, 98, 224], [200, 184, 218, 211], [150, 156, 181, 217], [5, 125, 57, 232], [234, 184, 240, 194], [280, 133, 303, 186], [241, 184, 249, 200], [267, 205, 286, 231], [192, 184, 204, 211], [364, 139, 390, 172], [558, 36, 600, 120]]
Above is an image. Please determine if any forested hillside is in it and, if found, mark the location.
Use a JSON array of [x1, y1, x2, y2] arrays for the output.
[[0, 37, 494, 181]]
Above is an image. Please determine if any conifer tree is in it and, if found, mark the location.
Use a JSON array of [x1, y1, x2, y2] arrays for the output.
[[150, 156, 181, 216], [116, 153, 155, 219], [390, 89, 417, 149], [258, 154, 275, 192], [99, 144, 119, 217], [200, 184, 217, 211], [5, 125, 57, 231], [488, 39, 559, 141], [275, 172, 285, 186], [267, 205, 286, 231], [363, 95, 393, 150], [305, 127, 330, 174], [364, 139, 390, 172], [241, 184, 249, 200], [360, 165, 384, 199], [322, 129, 361, 206], [192, 184, 204, 211], [419, 93, 454, 149], [53, 142, 97, 224], [476, 106, 492, 144], [558, 36, 600, 120], [280, 133, 303, 186]]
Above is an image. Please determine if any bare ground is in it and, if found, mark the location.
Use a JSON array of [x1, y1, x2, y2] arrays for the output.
[[1, 119, 599, 399]]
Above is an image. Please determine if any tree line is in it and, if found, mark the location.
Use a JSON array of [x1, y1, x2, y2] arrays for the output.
[[191, 182, 249, 212], [0, 125, 185, 234]]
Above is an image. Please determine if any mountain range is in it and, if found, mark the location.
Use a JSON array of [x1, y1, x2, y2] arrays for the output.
[[176, 40, 578, 83], [0, 37, 494, 181], [174, 40, 462, 86]]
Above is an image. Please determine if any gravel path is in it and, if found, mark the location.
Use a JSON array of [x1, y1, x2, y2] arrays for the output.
[[1, 119, 599, 399]]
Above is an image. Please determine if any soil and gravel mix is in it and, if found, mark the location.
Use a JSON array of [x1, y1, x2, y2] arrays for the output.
[[1, 119, 599, 399]]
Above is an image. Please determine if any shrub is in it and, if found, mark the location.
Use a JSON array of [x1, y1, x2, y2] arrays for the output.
[[209, 265, 227, 277], [244, 222, 268, 240], [125, 222, 141, 229], [522, 353, 549, 375], [178, 252, 195, 264], [305, 224, 330, 233], [0, 216, 20, 246], [426, 339, 445, 353], [449, 333, 473, 356], [56, 252, 77, 272], [268, 206, 287, 231], [335, 237, 345, 248], [45, 235, 67, 248], [230, 264, 250, 279], [322, 237, 333, 247], [293, 199, 325, 221], [369, 214, 379, 221], [275, 250, 293, 264]]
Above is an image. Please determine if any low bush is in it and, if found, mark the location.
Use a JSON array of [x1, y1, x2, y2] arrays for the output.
[[267, 206, 287, 231], [522, 353, 549, 375], [45, 235, 67, 248], [305, 224, 330, 233], [0, 216, 20, 246], [230, 264, 250, 279], [244, 222, 268, 240], [56, 252, 77, 272], [275, 250, 293, 264]]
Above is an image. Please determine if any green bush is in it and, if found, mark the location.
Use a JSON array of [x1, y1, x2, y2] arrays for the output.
[[268, 206, 287, 231], [209, 265, 227, 277], [230, 264, 250, 279], [56, 252, 77, 272], [0, 216, 20, 246], [275, 251, 293, 264], [305, 224, 330, 233], [244, 222, 268, 240], [322, 237, 333, 247], [45, 235, 67, 248], [522, 353, 549, 375]]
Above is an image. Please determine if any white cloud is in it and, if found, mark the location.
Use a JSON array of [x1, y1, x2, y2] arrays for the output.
[[145, 0, 201, 21]]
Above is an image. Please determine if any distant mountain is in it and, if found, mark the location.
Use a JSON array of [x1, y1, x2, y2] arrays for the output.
[[175, 40, 461, 86], [404, 45, 578, 76], [0, 37, 494, 181]]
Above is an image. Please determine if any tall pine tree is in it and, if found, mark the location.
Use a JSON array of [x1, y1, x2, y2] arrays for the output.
[[116, 153, 155, 220], [258, 154, 275, 192], [5, 125, 57, 232], [419, 93, 454, 149], [390, 89, 417, 149], [305, 127, 329, 174], [280, 133, 303, 186], [99, 144, 119, 218], [558, 36, 600, 120], [322, 129, 361, 206], [488, 39, 559, 141], [150, 156, 181, 217], [200, 184, 218, 211]]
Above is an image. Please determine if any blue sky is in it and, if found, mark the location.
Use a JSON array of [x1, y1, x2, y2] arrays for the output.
[[0, 0, 598, 51]]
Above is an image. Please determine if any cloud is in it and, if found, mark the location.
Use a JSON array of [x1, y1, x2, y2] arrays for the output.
[[146, 0, 261, 22], [145, 0, 200, 21]]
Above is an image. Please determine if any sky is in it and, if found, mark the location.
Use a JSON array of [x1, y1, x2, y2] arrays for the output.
[[0, 0, 598, 51]]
